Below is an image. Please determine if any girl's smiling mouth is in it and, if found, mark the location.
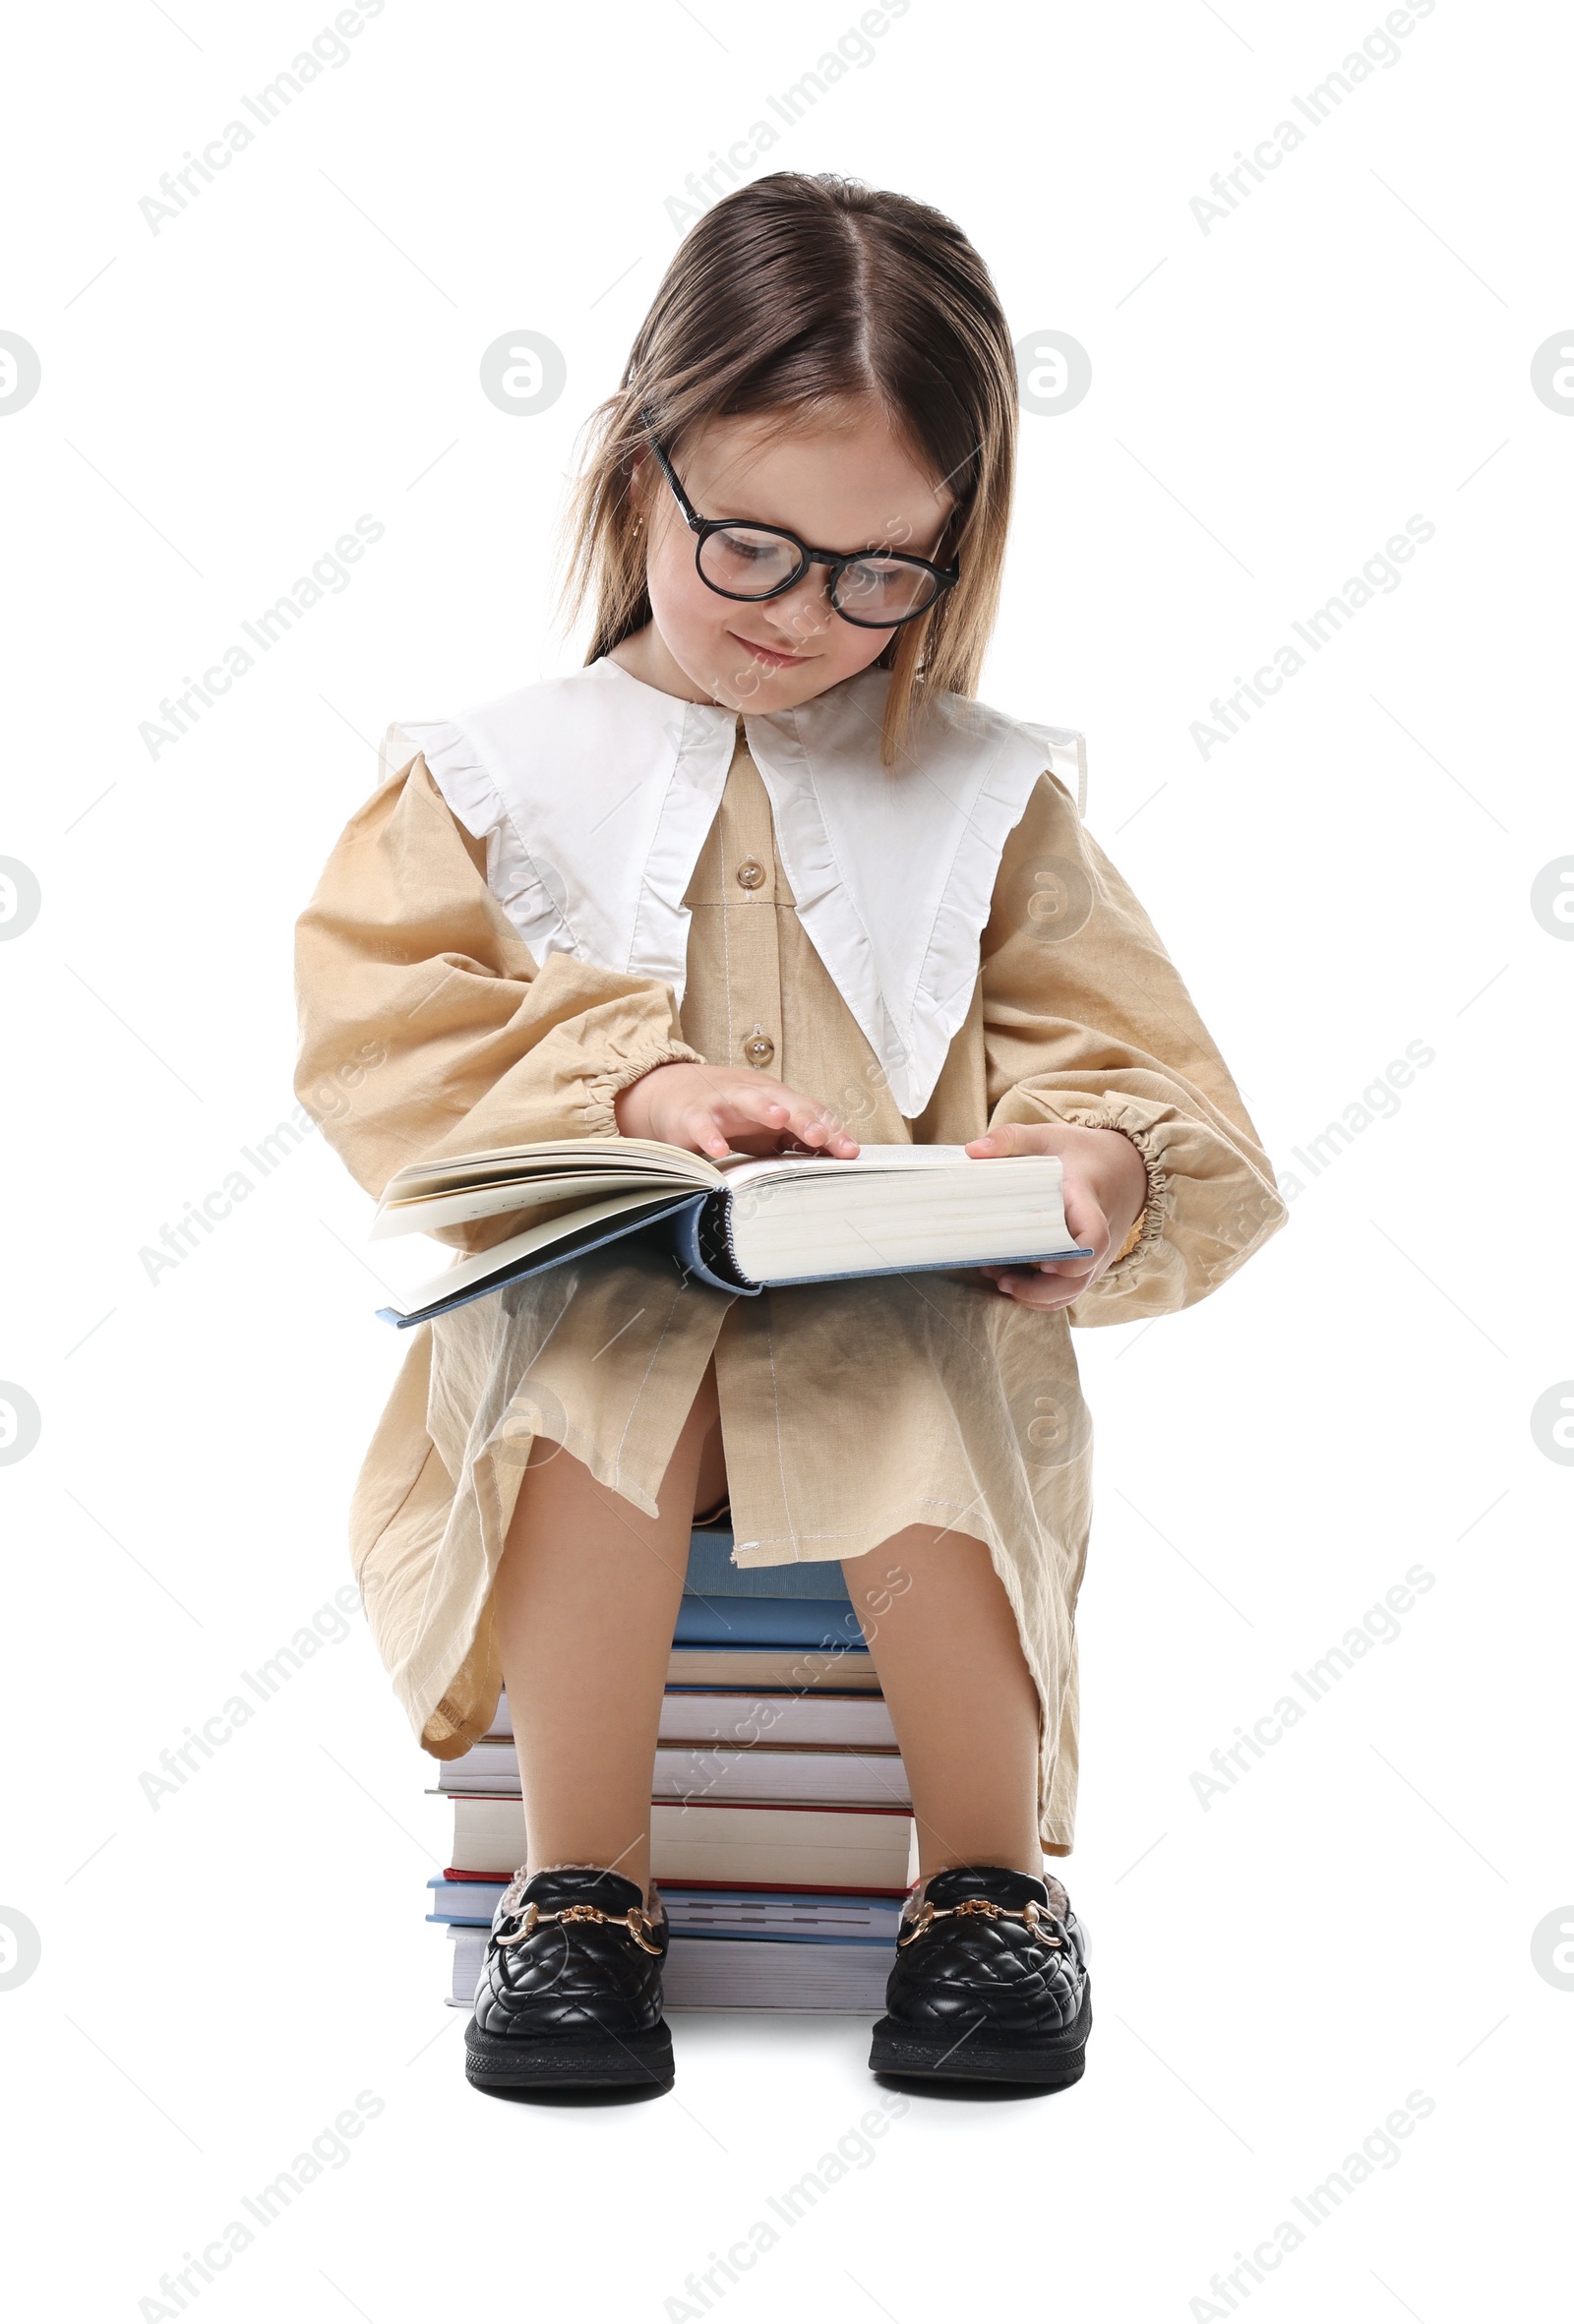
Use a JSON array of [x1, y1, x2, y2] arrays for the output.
[[727, 630, 814, 670]]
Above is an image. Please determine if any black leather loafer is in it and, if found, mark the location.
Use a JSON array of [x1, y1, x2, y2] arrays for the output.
[[869, 1864, 1091, 2085], [464, 1865, 674, 2090]]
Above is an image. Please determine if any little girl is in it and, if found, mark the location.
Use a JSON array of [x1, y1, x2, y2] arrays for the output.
[[295, 171, 1284, 2094]]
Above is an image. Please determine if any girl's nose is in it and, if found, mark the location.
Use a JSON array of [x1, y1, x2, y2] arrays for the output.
[[756, 566, 837, 643]]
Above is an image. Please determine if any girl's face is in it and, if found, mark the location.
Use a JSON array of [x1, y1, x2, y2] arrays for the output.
[[624, 402, 955, 713]]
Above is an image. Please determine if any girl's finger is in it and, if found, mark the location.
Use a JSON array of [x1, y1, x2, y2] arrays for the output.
[[1055, 1183, 1110, 1264], [990, 1272, 1083, 1307], [683, 1102, 733, 1161], [731, 1084, 858, 1157], [803, 1111, 860, 1157], [724, 1085, 798, 1132], [980, 1250, 1098, 1286], [983, 1259, 1097, 1303], [1034, 1255, 1099, 1282], [795, 1099, 856, 1155]]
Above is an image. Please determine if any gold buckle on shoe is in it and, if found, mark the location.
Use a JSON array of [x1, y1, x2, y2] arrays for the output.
[[897, 1896, 1063, 1947], [495, 1898, 663, 1955]]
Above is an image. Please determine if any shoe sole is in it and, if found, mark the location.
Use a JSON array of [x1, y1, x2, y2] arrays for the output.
[[464, 2014, 675, 2090], [868, 1980, 1091, 2086]]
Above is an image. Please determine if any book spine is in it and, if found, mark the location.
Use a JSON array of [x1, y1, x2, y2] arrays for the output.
[[714, 1190, 751, 1288], [667, 1191, 758, 1293]]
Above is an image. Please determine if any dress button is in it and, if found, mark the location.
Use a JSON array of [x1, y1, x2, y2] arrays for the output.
[[742, 1025, 775, 1068], [735, 858, 766, 890]]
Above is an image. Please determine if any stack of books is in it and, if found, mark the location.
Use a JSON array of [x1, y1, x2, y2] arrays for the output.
[[429, 1524, 914, 2011]]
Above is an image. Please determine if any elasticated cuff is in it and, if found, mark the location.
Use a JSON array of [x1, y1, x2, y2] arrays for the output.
[[1086, 1117, 1167, 1280], [579, 1041, 707, 1137], [1004, 1103, 1170, 1287]]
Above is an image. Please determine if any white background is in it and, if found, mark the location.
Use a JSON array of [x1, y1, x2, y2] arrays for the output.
[[2, 2, 1570, 2317]]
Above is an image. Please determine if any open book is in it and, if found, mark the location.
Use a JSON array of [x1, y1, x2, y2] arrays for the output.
[[370, 1138, 1089, 1328]]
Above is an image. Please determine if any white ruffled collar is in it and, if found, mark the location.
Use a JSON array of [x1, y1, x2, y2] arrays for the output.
[[399, 659, 1083, 1121]]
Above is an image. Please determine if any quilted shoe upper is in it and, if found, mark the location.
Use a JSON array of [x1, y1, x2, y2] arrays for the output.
[[470, 1865, 668, 2041], [882, 1864, 1089, 2040]]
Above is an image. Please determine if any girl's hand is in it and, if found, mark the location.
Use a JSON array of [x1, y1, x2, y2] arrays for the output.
[[615, 1060, 860, 1162], [966, 1120, 1149, 1310]]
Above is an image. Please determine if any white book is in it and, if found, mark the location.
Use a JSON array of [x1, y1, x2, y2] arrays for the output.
[[483, 1689, 899, 1750], [490, 1650, 883, 1703], [448, 1795, 917, 1889], [438, 1741, 909, 1809], [426, 1877, 905, 1942], [446, 1925, 894, 2014], [658, 1692, 897, 1750]]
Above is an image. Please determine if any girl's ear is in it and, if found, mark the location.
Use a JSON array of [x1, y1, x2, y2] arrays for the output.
[[626, 446, 650, 530]]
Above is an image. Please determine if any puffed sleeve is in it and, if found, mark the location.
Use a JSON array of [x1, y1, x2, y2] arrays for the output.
[[980, 770, 1286, 1323], [292, 732, 704, 1253]]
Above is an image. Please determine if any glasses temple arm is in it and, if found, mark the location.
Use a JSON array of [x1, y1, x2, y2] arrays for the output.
[[636, 407, 704, 532]]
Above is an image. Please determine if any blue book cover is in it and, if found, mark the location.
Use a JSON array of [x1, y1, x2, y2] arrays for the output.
[[685, 1525, 851, 1604], [671, 1595, 867, 1649]]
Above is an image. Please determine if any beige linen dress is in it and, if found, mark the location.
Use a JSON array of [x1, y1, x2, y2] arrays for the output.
[[294, 709, 1285, 1854]]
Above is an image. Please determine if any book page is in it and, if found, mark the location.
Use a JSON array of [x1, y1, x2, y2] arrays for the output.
[[378, 1137, 722, 1208], [371, 1172, 642, 1240], [717, 1143, 980, 1191], [394, 1190, 688, 1316]]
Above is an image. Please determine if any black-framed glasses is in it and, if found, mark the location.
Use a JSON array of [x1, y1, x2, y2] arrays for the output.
[[638, 406, 959, 629]]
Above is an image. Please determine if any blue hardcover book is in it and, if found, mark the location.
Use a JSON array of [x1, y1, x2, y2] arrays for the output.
[[672, 1596, 867, 1650], [685, 1525, 851, 1604], [369, 1139, 1089, 1328]]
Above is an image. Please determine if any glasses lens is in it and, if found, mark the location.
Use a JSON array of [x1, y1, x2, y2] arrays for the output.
[[832, 557, 941, 626], [697, 526, 804, 598]]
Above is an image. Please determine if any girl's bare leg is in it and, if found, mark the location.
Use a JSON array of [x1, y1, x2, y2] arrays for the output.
[[843, 1526, 1044, 1883], [492, 1363, 720, 1905]]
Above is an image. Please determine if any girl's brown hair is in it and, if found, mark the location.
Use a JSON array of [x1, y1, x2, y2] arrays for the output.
[[559, 172, 1018, 765]]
